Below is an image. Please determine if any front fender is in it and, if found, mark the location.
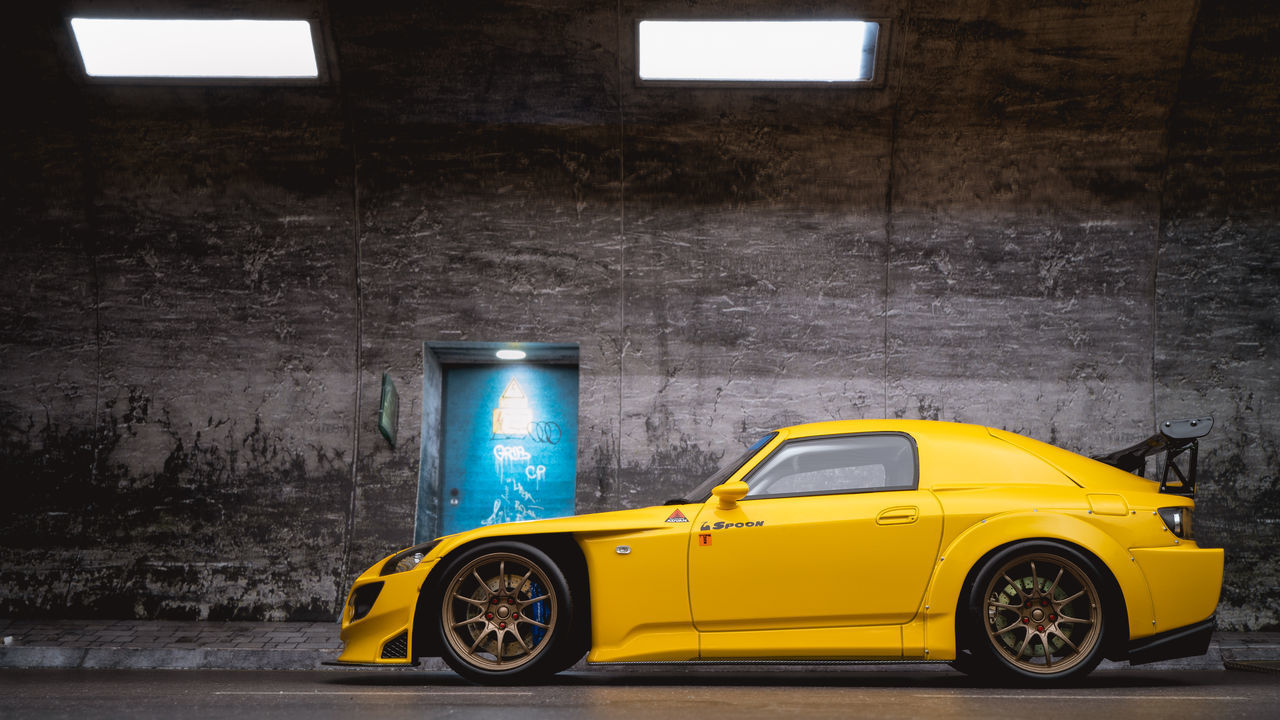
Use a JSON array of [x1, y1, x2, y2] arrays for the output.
[[421, 506, 688, 567], [920, 511, 1155, 660]]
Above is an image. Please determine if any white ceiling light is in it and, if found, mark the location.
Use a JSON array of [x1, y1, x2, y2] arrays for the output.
[[69, 18, 319, 79], [495, 349, 527, 360], [638, 20, 878, 83]]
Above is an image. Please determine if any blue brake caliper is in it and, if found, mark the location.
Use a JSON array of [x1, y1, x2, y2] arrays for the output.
[[527, 579, 548, 646]]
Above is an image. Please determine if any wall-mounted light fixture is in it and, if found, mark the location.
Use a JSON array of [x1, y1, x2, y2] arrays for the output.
[[638, 19, 883, 85], [69, 17, 319, 79], [378, 372, 399, 448]]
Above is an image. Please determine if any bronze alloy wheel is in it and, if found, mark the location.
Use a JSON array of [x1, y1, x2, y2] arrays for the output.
[[982, 552, 1102, 674], [440, 551, 559, 672]]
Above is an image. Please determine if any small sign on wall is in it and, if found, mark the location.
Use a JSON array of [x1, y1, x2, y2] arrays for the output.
[[379, 372, 399, 448]]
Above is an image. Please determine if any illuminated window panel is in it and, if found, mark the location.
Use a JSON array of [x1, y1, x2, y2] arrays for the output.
[[69, 18, 319, 79], [638, 20, 880, 83]]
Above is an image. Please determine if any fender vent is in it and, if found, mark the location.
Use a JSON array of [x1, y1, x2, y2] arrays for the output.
[[381, 631, 409, 659]]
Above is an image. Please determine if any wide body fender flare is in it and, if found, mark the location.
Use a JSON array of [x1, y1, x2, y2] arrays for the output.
[[920, 511, 1155, 660]]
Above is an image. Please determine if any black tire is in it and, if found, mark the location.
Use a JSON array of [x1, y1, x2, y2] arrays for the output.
[[961, 541, 1109, 683], [436, 541, 577, 684]]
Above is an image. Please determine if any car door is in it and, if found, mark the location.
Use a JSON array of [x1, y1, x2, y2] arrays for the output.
[[688, 432, 943, 633]]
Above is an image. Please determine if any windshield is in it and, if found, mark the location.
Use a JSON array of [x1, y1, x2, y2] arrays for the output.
[[674, 433, 777, 504]]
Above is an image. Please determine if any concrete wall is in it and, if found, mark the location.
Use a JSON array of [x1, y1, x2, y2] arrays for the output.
[[1155, 0, 1280, 630], [1, 0, 1276, 629]]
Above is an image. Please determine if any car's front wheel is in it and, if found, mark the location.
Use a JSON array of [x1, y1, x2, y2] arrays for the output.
[[437, 542, 574, 683], [963, 542, 1108, 682]]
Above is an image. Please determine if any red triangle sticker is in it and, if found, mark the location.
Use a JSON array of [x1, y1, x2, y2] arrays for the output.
[[665, 508, 689, 523]]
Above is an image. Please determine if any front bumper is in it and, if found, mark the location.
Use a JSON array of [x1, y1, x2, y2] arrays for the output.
[[1127, 616, 1216, 666], [323, 659, 419, 668], [336, 558, 437, 665]]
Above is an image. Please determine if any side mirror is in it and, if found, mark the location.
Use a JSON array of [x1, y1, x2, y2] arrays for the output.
[[711, 480, 749, 510]]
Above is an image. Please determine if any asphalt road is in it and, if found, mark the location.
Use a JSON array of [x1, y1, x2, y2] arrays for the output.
[[1, 668, 1276, 719]]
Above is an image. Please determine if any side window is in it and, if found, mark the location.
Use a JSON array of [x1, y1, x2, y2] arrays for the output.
[[744, 434, 916, 498]]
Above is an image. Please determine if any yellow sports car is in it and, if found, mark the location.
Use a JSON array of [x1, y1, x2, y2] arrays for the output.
[[334, 418, 1222, 683]]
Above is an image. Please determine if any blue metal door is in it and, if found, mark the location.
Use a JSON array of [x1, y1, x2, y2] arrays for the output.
[[438, 364, 578, 535]]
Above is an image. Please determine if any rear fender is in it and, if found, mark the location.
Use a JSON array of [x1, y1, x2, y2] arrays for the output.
[[920, 511, 1154, 660]]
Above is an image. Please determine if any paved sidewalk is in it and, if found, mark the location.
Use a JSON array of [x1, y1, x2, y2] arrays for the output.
[[0, 618, 1276, 672]]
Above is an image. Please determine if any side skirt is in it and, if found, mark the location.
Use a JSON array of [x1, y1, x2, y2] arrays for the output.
[[588, 659, 951, 667]]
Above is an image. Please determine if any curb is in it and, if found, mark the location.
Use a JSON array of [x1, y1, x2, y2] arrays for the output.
[[1223, 659, 1280, 674]]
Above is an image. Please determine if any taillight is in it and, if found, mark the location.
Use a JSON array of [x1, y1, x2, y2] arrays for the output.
[[1158, 506, 1193, 539]]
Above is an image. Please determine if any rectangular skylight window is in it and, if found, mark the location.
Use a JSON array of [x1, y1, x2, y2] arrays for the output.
[[638, 20, 880, 83], [69, 18, 319, 79]]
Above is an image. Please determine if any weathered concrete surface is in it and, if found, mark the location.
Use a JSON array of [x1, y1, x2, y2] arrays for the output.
[[0, 0, 1277, 630], [615, 0, 896, 505], [1155, 0, 1280, 631], [332, 0, 625, 559], [885, 0, 1197, 452], [618, 208, 887, 504], [1, 7, 358, 620]]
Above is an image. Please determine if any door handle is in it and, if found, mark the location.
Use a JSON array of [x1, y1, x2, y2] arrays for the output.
[[876, 506, 919, 525]]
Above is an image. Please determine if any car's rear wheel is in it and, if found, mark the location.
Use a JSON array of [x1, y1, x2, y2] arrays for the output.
[[437, 542, 573, 683], [964, 542, 1107, 682]]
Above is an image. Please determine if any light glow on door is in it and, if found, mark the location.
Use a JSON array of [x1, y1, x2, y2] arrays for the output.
[[493, 380, 533, 437]]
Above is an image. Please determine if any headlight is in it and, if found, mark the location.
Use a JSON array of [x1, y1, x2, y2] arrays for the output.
[[380, 539, 441, 575], [1158, 506, 1193, 539]]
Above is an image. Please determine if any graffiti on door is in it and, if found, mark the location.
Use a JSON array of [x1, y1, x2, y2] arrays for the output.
[[437, 365, 578, 536]]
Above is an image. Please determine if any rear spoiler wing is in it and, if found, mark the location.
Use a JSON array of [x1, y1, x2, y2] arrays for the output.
[[1092, 416, 1213, 496]]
